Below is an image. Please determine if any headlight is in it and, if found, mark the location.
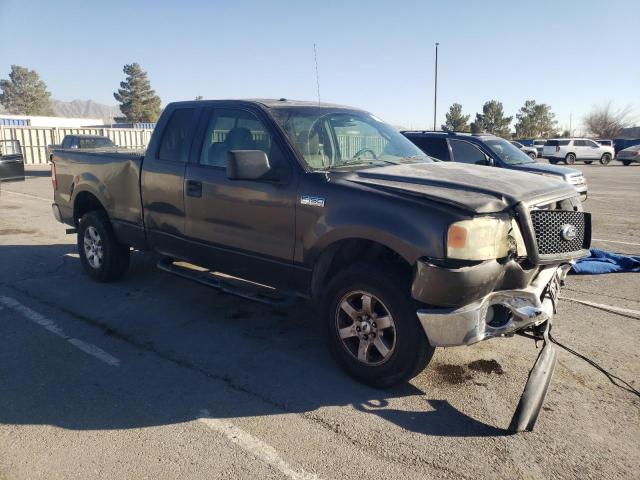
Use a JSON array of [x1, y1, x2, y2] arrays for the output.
[[447, 216, 513, 260], [566, 175, 585, 185]]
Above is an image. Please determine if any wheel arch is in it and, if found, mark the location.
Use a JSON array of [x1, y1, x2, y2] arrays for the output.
[[309, 237, 414, 300]]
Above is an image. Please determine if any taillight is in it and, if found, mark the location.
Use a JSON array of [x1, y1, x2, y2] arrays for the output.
[[51, 162, 57, 190], [555, 146, 560, 152]]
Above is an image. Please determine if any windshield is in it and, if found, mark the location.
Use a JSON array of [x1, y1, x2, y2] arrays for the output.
[[485, 138, 536, 165], [271, 107, 431, 170]]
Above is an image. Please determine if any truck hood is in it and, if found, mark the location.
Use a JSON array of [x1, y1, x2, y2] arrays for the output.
[[346, 162, 577, 214], [510, 162, 581, 178]]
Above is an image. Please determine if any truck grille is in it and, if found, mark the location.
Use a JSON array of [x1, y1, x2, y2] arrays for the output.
[[530, 209, 589, 256]]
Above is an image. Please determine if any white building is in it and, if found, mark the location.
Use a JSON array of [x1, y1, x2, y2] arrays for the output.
[[0, 113, 102, 128]]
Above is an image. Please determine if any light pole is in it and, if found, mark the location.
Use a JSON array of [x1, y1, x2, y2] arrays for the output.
[[433, 42, 439, 131]]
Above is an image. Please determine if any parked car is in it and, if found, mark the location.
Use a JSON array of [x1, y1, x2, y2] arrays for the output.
[[514, 139, 534, 147], [402, 131, 587, 200], [50, 99, 591, 432], [533, 139, 546, 157], [46, 134, 116, 162], [543, 138, 615, 165], [616, 144, 640, 165], [0, 139, 25, 182], [613, 138, 640, 155], [511, 141, 538, 159]]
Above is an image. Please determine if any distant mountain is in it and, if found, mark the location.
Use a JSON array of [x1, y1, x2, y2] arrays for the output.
[[51, 99, 121, 123]]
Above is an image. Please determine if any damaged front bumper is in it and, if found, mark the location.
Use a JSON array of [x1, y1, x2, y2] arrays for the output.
[[415, 263, 571, 432], [416, 264, 571, 347]]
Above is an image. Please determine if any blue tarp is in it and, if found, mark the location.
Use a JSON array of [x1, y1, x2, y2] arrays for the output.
[[572, 248, 640, 275]]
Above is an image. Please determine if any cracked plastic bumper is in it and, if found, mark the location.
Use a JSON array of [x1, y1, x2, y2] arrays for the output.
[[416, 264, 571, 347]]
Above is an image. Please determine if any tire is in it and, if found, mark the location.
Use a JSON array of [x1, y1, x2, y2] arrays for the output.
[[584, 160, 593, 164], [600, 153, 612, 165], [78, 210, 130, 282], [565, 153, 576, 165], [528, 152, 537, 160], [321, 263, 434, 388], [623, 160, 632, 166], [549, 159, 559, 165]]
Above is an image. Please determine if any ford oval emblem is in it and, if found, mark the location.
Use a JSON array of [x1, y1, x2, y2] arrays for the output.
[[560, 224, 577, 241]]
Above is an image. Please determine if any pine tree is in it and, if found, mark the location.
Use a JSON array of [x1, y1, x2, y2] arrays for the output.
[[442, 103, 470, 132], [0, 65, 54, 115], [514, 100, 557, 138], [470, 100, 512, 137], [113, 63, 162, 123]]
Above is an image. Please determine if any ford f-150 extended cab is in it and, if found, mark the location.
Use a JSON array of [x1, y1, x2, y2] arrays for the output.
[[51, 99, 591, 431]]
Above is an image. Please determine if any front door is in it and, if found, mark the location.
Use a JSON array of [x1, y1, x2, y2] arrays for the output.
[[183, 106, 297, 289], [0, 140, 25, 182]]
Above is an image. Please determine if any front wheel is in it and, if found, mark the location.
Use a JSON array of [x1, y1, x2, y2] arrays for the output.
[[600, 153, 612, 165], [78, 210, 130, 282], [623, 160, 632, 166], [565, 153, 576, 165], [321, 263, 434, 388], [528, 152, 537, 160]]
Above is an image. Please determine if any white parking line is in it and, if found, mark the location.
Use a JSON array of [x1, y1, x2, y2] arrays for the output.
[[0, 296, 120, 366], [0, 189, 51, 202], [592, 238, 640, 247], [199, 409, 321, 480], [561, 296, 640, 318]]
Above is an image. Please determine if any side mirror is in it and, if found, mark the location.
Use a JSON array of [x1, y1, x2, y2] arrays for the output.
[[226, 150, 272, 180], [475, 155, 493, 166]]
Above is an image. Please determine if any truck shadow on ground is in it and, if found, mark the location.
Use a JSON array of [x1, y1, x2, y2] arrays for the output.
[[0, 244, 510, 439]]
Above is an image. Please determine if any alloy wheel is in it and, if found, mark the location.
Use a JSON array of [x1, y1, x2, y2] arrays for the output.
[[335, 291, 397, 366]]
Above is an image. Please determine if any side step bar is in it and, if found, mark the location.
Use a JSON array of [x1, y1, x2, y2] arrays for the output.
[[156, 257, 298, 307]]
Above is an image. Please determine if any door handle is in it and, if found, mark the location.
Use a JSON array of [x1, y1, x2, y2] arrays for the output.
[[186, 180, 202, 198]]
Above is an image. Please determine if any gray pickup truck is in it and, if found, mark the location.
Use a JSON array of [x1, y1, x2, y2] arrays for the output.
[[51, 99, 591, 431], [46, 134, 116, 162]]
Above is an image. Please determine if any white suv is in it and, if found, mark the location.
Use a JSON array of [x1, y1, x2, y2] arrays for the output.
[[543, 138, 615, 165]]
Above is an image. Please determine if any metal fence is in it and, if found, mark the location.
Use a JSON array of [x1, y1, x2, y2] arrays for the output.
[[0, 126, 154, 164]]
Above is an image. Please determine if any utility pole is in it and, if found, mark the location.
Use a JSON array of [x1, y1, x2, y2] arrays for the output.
[[569, 112, 572, 136], [313, 43, 321, 106], [433, 42, 439, 131]]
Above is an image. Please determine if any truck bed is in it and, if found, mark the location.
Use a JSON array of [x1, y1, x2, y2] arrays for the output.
[[52, 148, 146, 229]]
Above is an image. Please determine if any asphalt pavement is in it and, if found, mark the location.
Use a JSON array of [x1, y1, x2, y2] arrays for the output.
[[0, 162, 638, 479]]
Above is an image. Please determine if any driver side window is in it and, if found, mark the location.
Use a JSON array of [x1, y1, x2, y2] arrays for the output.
[[200, 108, 283, 168], [449, 139, 487, 165]]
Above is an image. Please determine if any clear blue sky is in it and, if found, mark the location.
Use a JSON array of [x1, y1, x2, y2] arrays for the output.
[[1, 0, 638, 130]]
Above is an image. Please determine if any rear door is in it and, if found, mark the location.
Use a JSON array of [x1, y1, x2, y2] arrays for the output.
[[0, 140, 25, 182], [406, 136, 451, 160], [183, 104, 297, 288], [141, 106, 201, 258], [573, 140, 587, 159]]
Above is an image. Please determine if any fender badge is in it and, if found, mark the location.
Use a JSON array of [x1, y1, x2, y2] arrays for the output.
[[300, 195, 325, 208]]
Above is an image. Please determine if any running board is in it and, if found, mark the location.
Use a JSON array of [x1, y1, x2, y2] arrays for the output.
[[156, 257, 298, 307]]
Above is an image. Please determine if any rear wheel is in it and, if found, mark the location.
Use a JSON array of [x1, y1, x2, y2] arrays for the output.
[[565, 153, 576, 165], [78, 210, 130, 282], [600, 153, 612, 165], [321, 263, 434, 388], [622, 160, 632, 166]]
